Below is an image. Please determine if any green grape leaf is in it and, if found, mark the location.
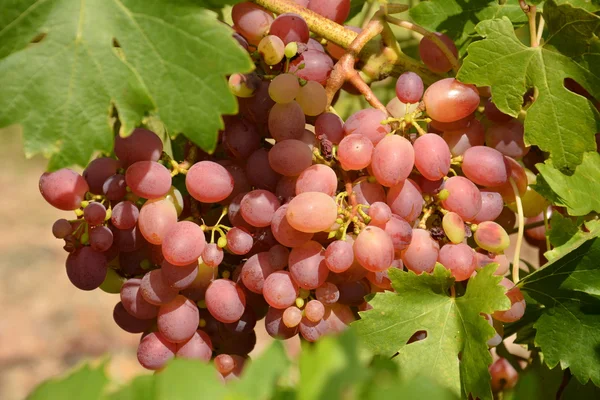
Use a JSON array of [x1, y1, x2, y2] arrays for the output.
[[519, 236, 600, 385], [0, 0, 253, 170], [545, 218, 600, 261], [107, 375, 154, 400], [409, 0, 527, 54], [553, 0, 600, 12], [28, 362, 109, 400], [155, 358, 227, 399], [533, 152, 600, 216], [457, 1, 600, 171], [353, 264, 510, 400], [348, 0, 367, 21]]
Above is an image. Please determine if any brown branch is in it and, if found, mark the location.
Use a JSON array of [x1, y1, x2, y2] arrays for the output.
[[519, 1, 539, 47]]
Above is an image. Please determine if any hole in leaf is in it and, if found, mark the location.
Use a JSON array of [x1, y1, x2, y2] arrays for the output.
[[30, 32, 46, 44], [564, 78, 594, 99], [458, 351, 463, 361], [406, 330, 427, 344], [113, 38, 121, 48]]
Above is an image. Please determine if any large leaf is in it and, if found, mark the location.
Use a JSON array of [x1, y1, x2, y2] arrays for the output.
[[457, 0, 600, 171], [534, 152, 600, 216], [0, 0, 253, 170], [28, 362, 109, 400], [520, 236, 600, 386], [409, 0, 527, 54], [353, 264, 510, 400]]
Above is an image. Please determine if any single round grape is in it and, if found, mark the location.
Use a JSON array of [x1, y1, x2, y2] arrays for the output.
[[65, 247, 108, 291], [489, 358, 519, 392], [484, 98, 512, 123], [295, 164, 337, 196], [296, 81, 327, 116], [492, 278, 526, 323], [114, 225, 145, 253], [161, 260, 199, 290], [246, 148, 281, 191], [308, 0, 350, 24], [226, 227, 254, 255], [137, 331, 177, 371], [475, 251, 510, 276], [353, 226, 395, 272], [89, 226, 113, 252], [241, 190, 281, 228], [258, 35, 285, 65], [113, 302, 154, 334], [126, 161, 172, 199], [472, 191, 504, 224], [395, 72, 424, 103], [386, 179, 424, 223], [386, 97, 419, 119], [474, 221, 510, 253], [186, 161, 234, 203], [39, 168, 89, 210], [103, 174, 127, 201], [265, 306, 299, 339], [268, 139, 313, 176], [443, 119, 485, 156], [223, 117, 261, 160], [419, 32, 458, 73], [241, 252, 277, 294], [288, 50, 334, 85], [371, 135, 415, 186], [402, 229, 439, 274], [268, 101, 306, 142], [374, 214, 413, 255], [316, 282, 340, 305], [268, 73, 300, 104], [202, 243, 224, 268], [442, 212, 465, 244], [304, 300, 325, 322], [299, 315, 329, 342], [138, 198, 177, 245], [175, 330, 212, 362], [343, 109, 390, 145], [157, 295, 200, 343], [462, 146, 510, 187], [268, 244, 290, 270], [83, 157, 120, 194], [52, 219, 73, 239], [120, 278, 159, 319], [140, 269, 178, 306], [271, 204, 314, 247], [324, 239, 354, 273], [269, 13, 309, 44], [115, 128, 163, 167], [415, 133, 452, 181], [231, 2, 273, 45], [486, 119, 529, 158], [286, 192, 338, 233], [162, 221, 206, 266], [289, 241, 329, 289], [215, 354, 236, 376], [263, 271, 299, 309], [282, 306, 303, 328], [423, 78, 480, 123], [314, 112, 344, 144], [441, 176, 482, 221], [228, 72, 261, 98], [337, 134, 373, 171], [368, 202, 391, 226], [205, 279, 246, 323], [438, 243, 477, 281], [111, 200, 139, 230], [353, 180, 385, 206]]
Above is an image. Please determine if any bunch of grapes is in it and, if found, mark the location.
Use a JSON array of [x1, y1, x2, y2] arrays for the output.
[[39, 0, 543, 383]]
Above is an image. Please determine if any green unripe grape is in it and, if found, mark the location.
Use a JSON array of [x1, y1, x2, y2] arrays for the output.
[[258, 35, 285, 65], [99, 268, 126, 294], [442, 212, 465, 244]]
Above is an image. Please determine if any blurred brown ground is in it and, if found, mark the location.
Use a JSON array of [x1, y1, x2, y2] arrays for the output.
[[0, 125, 536, 400]]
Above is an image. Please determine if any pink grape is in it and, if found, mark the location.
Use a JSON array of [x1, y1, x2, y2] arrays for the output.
[[371, 135, 415, 186], [140, 269, 178, 306], [368, 202, 391, 225], [52, 219, 72, 239], [111, 200, 139, 230], [137, 332, 176, 370], [493, 278, 526, 322], [83, 157, 119, 194], [395, 72, 424, 103], [186, 161, 234, 203], [484, 98, 512, 123], [268, 244, 290, 270], [202, 243, 224, 268], [289, 241, 329, 289], [246, 148, 281, 191], [315, 113, 344, 144], [296, 164, 338, 196], [472, 191, 504, 224], [283, 306, 303, 328], [263, 271, 299, 309], [65, 247, 108, 291], [337, 134, 373, 171], [438, 243, 477, 281], [162, 221, 206, 266], [386, 179, 424, 223], [374, 214, 413, 255], [241, 190, 281, 228], [443, 119, 485, 156], [343, 109, 390, 144], [114, 225, 145, 253], [286, 192, 338, 233], [269, 13, 309, 44], [325, 239, 354, 273], [487, 119, 530, 158], [441, 176, 482, 221], [462, 146, 510, 187], [113, 302, 154, 334], [316, 282, 340, 305], [288, 50, 334, 85], [474, 221, 510, 253], [475, 251, 510, 276], [305, 300, 325, 322], [419, 32, 458, 73], [402, 229, 439, 274], [232, 2, 274, 45], [126, 161, 171, 199], [157, 295, 200, 343], [353, 226, 394, 272], [268, 139, 313, 176], [223, 117, 261, 160], [413, 133, 451, 180], [265, 307, 298, 339], [308, 0, 350, 24], [83, 202, 106, 226], [276, 176, 298, 201], [103, 174, 127, 201], [138, 198, 177, 245], [271, 204, 314, 247], [268, 101, 306, 142], [353, 180, 386, 206], [89, 226, 113, 252], [492, 157, 528, 203], [215, 354, 236, 376], [175, 330, 212, 362], [241, 252, 277, 294], [114, 128, 163, 167], [239, 80, 275, 124], [161, 260, 199, 290], [299, 316, 329, 342], [423, 78, 480, 123], [226, 227, 254, 255], [39, 168, 89, 210], [205, 279, 246, 323]]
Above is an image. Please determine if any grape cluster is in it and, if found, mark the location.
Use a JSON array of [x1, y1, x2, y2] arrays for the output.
[[40, 0, 541, 381]]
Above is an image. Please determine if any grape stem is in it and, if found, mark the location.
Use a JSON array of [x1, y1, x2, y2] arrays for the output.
[[510, 178, 525, 284], [385, 16, 460, 73], [543, 209, 551, 251], [519, 1, 539, 47]]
